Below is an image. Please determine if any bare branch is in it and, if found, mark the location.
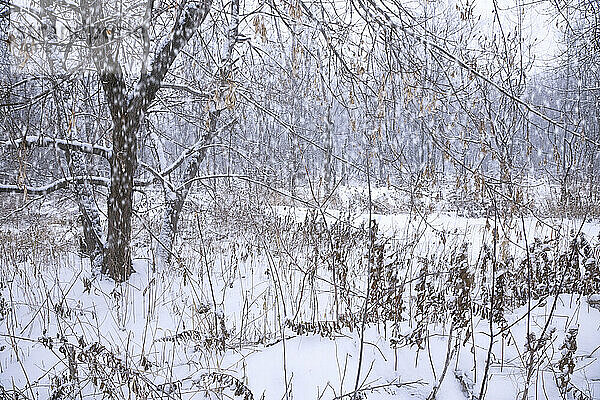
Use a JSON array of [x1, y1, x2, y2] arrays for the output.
[[129, 0, 213, 117], [175, 174, 319, 208], [0, 176, 110, 195], [2, 136, 112, 159], [355, 0, 600, 148], [161, 119, 237, 178], [0, 173, 156, 195]]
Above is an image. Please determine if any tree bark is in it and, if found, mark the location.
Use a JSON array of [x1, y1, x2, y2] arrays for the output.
[[104, 119, 137, 281]]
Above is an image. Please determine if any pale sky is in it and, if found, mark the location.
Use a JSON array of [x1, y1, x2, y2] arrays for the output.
[[473, 0, 560, 72]]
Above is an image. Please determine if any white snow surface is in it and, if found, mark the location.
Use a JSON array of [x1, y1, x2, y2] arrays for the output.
[[1, 207, 599, 399]]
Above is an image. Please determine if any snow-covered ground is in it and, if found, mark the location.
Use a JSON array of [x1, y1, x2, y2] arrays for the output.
[[1, 200, 599, 400]]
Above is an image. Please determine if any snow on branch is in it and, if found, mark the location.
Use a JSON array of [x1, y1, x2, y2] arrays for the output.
[[135, 119, 236, 189], [0, 176, 110, 195], [1, 136, 112, 159], [162, 119, 236, 177], [0, 174, 156, 195]]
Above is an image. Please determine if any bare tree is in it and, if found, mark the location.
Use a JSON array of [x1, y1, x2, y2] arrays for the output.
[[1, 0, 213, 281]]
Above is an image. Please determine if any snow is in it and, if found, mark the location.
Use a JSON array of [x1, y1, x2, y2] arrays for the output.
[[1, 203, 599, 399], [1, 0, 600, 398]]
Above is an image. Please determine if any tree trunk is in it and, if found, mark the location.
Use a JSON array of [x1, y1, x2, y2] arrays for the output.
[[40, 0, 106, 274], [66, 150, 105, 273], [156, 119, 216, 267], [103, 122, 137, 281]]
